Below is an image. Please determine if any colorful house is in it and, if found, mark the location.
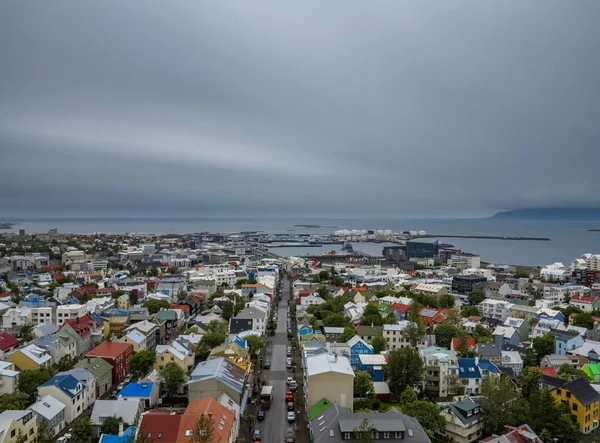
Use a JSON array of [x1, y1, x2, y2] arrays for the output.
[[6, 343, 52, 370], [550, 377, 600, 434], [85, 342, 133, 383], [155, 338, 194, 373], [208, 341, 251, 372], [347, 335, 373, 369], [98, 308, 130, 339], [583, 363, 600, 382], [357, 354, 386, 382], [553, 330, 584, 355]]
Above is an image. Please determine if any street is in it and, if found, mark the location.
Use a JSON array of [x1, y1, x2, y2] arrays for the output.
[[258, 275, 292, 442]]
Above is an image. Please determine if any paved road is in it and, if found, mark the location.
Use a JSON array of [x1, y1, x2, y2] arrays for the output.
[[260, 276, 292, 443]]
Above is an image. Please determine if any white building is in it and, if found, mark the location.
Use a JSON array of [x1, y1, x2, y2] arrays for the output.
[[479, 299, 512, 322], [0, 361, 19, 395], [383, 321, 427, 351], [56, 304, 87, 326], [300, 295, 325, 306], [571, 296, 598, 313], [421, 347, 458, 397], [2, 307, 31, 329], [540, 263, 567, 281]]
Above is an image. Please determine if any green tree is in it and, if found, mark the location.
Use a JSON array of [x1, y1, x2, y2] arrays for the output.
[[195, 342, 212, 362], [371, 335, 387, 354], [318, 270, 331, 281], [398, 386, 418, 405], [177, 290, 188, 302], [472, 324, 492, 344], [382, 312, 398, 325], [35, 418, 55, 443], [221, 300, 234, 322], [200, 332, 226, 348], [18, 369, 52, 399], [142, 299, 170, 314], [160, 362, 187, 396], [338, 325, 357, 343], [206, 320, 229, 335], [331, 276, 345, 286], [532, 332, 555, 363], [384, 348, 424, 398], [557, 363, 589, 381], [129, 350, 157, 379], [323, 312, 350, 328], [572, 312, 594, 329], [402, 304, 426, 348], [401, 400, 446, 438], [467, 290, 485, 305], [352, 418, 374, 443], [438, 294, 455, 309], [129, 289, 139, 306], [0, 392, 31, 413], [100, 416, 123, 436], [190, 414, 216, 442], [20, 324, 34, 342], [233, 298, 246, 316], [461, 306, 480, 317], [519, 367, 541, 399], [433, 323, 460, 349], [479, 375, 522, 435], [561, 305, 582, 318], [148, 266, 159, 277], [528, 388, 580, 442], [53, 354, 78, 373], [71, 417, 92, 442], [354, 371, 375, 399], [245, 335, 265, 357]]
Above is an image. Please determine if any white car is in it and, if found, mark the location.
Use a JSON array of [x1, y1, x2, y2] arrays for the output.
[[287, 411, 296, 422], [286, 377, 293, 385]]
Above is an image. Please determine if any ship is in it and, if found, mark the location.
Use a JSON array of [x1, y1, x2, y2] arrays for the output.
[[341, 242, 354, 253]]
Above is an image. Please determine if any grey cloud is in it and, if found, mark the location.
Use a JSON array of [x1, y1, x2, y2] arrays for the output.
[[1, 1, 599, 218]]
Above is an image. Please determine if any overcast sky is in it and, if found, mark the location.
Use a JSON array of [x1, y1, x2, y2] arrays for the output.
[[1, 1, 599, 218]]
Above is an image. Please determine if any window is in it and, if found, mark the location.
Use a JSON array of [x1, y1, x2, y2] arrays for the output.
[[567, 392, 571, 398], [557, 389, 562, 395], [573, 403, 578, 411], [344, 433, 351, 439], [383, 432, 390, 438]]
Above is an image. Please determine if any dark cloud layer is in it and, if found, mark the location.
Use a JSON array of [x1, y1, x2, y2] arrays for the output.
[[1, 1, 599, 218]]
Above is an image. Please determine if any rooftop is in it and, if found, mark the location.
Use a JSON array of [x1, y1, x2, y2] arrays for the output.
[[86, 341, 133, 358]]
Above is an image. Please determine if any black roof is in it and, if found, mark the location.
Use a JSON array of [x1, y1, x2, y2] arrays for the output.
[[454, 275, 487, 281], [502, 343, 527, 354], [476, 343, 502, 357], [540, 375, 566, 390], [564, 377, 600, 406]]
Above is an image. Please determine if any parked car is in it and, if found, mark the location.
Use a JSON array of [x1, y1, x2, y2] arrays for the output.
[[285, 428, 295, 443], [117, 382, 125, 391], [257, 410, 265, 421], [286, 377, 293, 385], [287, 411, 296, 422], [289, 380, 298, 391], [286, 347, 292, 356], [109, 390, 118, 398], [286, 358, 292, 368], [287, 401, 294, 411], [253, 429, 262, 441]]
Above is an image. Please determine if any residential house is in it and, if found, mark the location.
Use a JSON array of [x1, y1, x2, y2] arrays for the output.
[[85, 342, 134, 383], [323, 327, 345, 342], [305, 353, 354, 411], [52, 330, 77, 359], [90, 398, 144, 438], [450, 337, 476, 354], [492, 326, 520, 347], [356, 325, 382, 344], [178, 332, 203, 351], [229, 318, 254, 335], [37, 373, 86, 423], [98, 308, 130, 339], [389, 303, 411, 322], [176, 398, 236, 443], [2, 306, 31, 329], [541, 353, 571, 369], [127, 307, 150, 324], [475, 344, 502, 366], [33, 323, 58, 339], [182, 295, 203, 317], [439, 397, 485, 443], [56, 304, 87, 326], [571, 296, 599, 313], [503, 317, 529, 342], [537, 308, 565, 323], [6, 344, 52, 371], [0, 332, 19, 359], [584, 363, 600, 383], [0, 410, 37, 443], [411, 283, 448, 298], [484, 282, 511, 299], [138, 412, 181, 443], [75, 357, 113, 398], [420, 347, 459, 398], [118, 381, 159, 408], [568, 340, 600, 363], [0, 361, 19, 395], [357, 354, 386, 382], [347, 335, 373, 369], [500, 351, 523, 376], [208, 341, 251, 373], [123, 319, 159, 349], [554, 329, 585, 355], [457, 358, 500, 395], [119, 330, 148, 352], [232, 306, 267, 336], [59, 314, 99, 355], [383, 322, 427, 351], [550, 377, 600, 434], [29, 395, 66, 437], [532, 318, 566, 339], [417, 308, 445, 328], [479, 300, 512, 322], [155, 338, 195, 373], [508, 304, 539, 321], [156, 309, 178, 340], [98, 425, 135, 443], [481, 424, 543, 443], [56, 367, 97, 413]]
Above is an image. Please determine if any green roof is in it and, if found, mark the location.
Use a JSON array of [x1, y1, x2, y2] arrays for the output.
[[75, 357, 113, 377], [308, 398, 334, 421], [156, 310, 177, 321], [509, 298, 529, 306], [584, 363, 600, 377]]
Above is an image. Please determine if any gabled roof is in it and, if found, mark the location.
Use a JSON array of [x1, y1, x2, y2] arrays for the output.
[[448, 397, 483, 425], [29, 394, 66, 420], [91, 398, 142, 426], [347, 335, 373, 350], [188, 357, 246, 394], [306, 353, 354, 378], [86, 341, 132, 359], [75, 357, 113, 378], [0, 332, 19, 351], [123, 330, 146, 345], [562, 377, 600, 406], [41, 373, 84, 398], [476, 343, 502, 357], [452, 337, 475, 350], [308, 397, 335, 421], [553, 329, 580, 342], [139, 412, 181, 443], [177, 398, 234, 442], [61, 314, 96, 338]]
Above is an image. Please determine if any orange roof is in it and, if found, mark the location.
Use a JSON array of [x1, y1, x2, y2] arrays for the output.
[[452, 337, 476, 350], [85, 341, 132, 359], [170, 304, 189, 312], [540, 366, 558, 377], [177, 398, 234, 442], [140, 412, 181, 443]]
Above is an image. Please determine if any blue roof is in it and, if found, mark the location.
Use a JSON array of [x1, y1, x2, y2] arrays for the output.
[[234, 336, 247, 349], [41, 374, 84, 398], [457, 358, 481, 379], [478, 359, 500, 374], [99, 426, 136, 443], [299, 328, 314, 336], [118, 382, 154, 398]]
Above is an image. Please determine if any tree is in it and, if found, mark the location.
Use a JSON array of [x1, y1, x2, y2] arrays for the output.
[[0, 392, 31, 413], [206, 320, 229, 335], [438, 294, 455, 309], [402, 304, 426, 348], [20, 324, 34, 342], [398, 386, 418, 405], [401, 400, 446, 438], [455, 334, 476, 358], [527, 388, 580, 442], [200, 332, 226, 348], [233, 298, 246, 316], [35, 418, 55, 443], [160, 362, 186, 396], [100, 416, 123, 436], [148, 266, 159, 277], [572, 312, 594, 329], [177, 290, 188, 302], [532, 332, 555, 363], [190, 414, 216, 442], [467, 290, 485, 305], [519, 367, 541, 399], [433, 323, 459, 349], [384, 348, 424, 398], [331, 276, 345, 286], [53, 354, 78, 372], [461, 306, 480, 317], [382, 312, 398, 325], [318, 270, 331, 281], [443, 309, 463, 328], [338, 325, 357, 343], [129, 289, 139, 306], [479, 375, 522, 435], [245, 335, 265, 357], [354, 371, 375, 399], [195, 342, 212, 362], [221, 300, 234, 322], [352, 418, 374, 443], [323, 312, 350, 328], [372, 335, 387, 354], [18, 369, 52, 399], [472, 324, 492, 344], [446, 374, 465, 396], [561, 305, 582, 318], [142, 299, 169, 314], [129, 350, 157, 379], [71, 417, 92, 442], [557, 363, 589, 381]]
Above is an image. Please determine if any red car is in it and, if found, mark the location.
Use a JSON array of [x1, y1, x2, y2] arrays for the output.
[[285, 391, 293, 402]]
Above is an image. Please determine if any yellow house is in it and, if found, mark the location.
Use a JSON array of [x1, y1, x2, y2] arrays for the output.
[[99, 309, 130, 338], [116, 295, 130, 309], [155, 340, 195, 373], [0, 409, 37, 443], [208, 342, 251, 372], [551, 377, 600, 434], [6, 344, 53, 371]]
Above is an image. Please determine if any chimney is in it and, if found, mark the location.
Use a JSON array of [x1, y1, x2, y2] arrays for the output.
[[118, 421, 124, 437]]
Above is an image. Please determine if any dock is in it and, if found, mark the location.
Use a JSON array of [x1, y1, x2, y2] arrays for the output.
[[414, 234, 550, 241]]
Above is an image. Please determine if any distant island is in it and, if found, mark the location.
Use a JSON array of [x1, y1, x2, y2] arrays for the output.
[[0, 222, 13, 229], [590, 228, 600, 232], [294, 224, 321, 228], [491, 208, 600, 221]]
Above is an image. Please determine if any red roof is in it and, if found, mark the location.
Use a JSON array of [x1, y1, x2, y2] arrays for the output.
[[390, 303, 411, 313], [140, 412, 181, 443], [0, 332, 19, 351], [61, 314, 96, 338], [0, 293, 13, 298], [170, 304, 189, 312], [451, 337, 476, 351], [177, 398, 234, 442], [540, 366, 558, 377], [85, 341, 133, 359], [572, 296, 597, 303]]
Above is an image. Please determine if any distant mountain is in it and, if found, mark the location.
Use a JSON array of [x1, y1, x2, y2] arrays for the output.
[[491, 208, 600, 221]]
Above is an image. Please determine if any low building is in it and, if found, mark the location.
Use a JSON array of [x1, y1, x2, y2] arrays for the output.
[[357, 354, 386, 382], [74, 357, 113, 398], [457, 358, 500, 395], [155, 339, 195, 373], [305, 353, 354, 411], [550, 377, 600, 434], [0, 361, 19, 395], [479, 300, 512, 322], [139, 412, 181, 443], [90, 398, 144, 438], [0, 332, 19, 359], [411, 283, 448, 298], [481, 424, 543, 443], [29, 394, 67, 437], [554, 329, 585, 355], [492, 326, 520, 347], [176, 398, 237, 443], [38, 373, 86, 423], [85, 342, 133, 383], [452, 275, 487, 295], [6, 344, 52, 371], [347, 336, 373, 369], [439, 397, 485, 443], [118, 381, 159, 408], [476, 344, 502, 366], [356, 325, 383, 344], [0, 410, 37, 443], [500, 351, 523, 376], [119, 330, 148, 352]]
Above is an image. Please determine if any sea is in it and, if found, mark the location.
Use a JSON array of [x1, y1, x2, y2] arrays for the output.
[[3, 217, 600, 268]]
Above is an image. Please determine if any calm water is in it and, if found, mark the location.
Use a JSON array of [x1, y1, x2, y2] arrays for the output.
[[3, 217, 600, 267]]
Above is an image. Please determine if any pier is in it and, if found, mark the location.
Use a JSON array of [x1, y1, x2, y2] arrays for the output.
[[414, 234, 550, 241]]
